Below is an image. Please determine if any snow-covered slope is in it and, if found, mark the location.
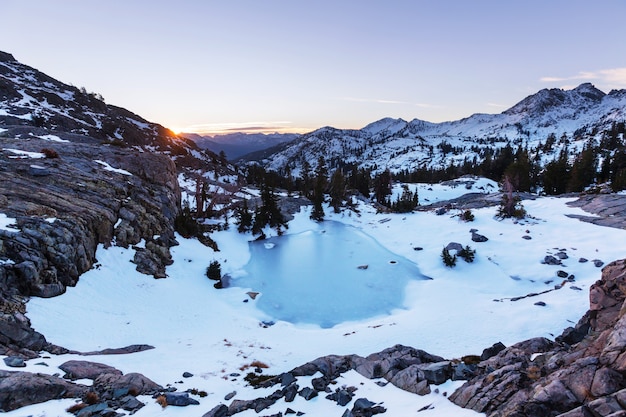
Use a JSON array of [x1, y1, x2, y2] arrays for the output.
[[251, 83, 626, 174]]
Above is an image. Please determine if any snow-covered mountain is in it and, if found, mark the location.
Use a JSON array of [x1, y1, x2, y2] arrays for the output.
[[248, 83, 626, 174], [184, 131, 299, 160]]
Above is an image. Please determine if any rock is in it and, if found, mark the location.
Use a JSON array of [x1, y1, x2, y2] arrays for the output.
[[0, 370, 88, 411], [579, 258, 589, 263], [224, 390, 236, 401], [557, 270, 569, 278], [299, 387, 318, 400], [164, 392, 200, 406], [471, 232, 488, 243], [389, 365, 430, 395], [481, 341, 506, 360], [182, 371, 193, 378], [326, 388, 353, 406], [119, 395, 145, 412], [556, 252, 569, 260], [59, 360, 122, 380], [280, 372, 296, 386], [3, 356, 25, 367], [81, 344, 155, 355], [203, 404, 229, 417], [283, 383, 298, 402], [94, 372, 162, 395], [522, 235, 532, 240], [417, 361, 452, 385], [593, 259, 605, 268], [535, 301, 547, 306], [445, 242, 463, 253], [543, 255, 562, 265]]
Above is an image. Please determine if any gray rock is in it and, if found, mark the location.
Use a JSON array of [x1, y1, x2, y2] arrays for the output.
[[164, 392, 200, 406], [417, 361, 452, 385], [182, 371, 193, 378], [202, 404, 229, 417], [445, 242, 463, 252], [224, 390, 236, 401], [299, 387, 318, 400], [543, 255, 562, 265], [59, 360, 122, 380], [579, 258, 589, 263], [3, 356, 25, 367], [471, 232, 488, 243], [593, 259, 605, 267], [0, 370, 88, 411], [481, 341, 506, 360], [556, 251, 569, 260]]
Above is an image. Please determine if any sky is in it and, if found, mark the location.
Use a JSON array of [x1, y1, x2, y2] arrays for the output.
[[4, 0, 626, 135]]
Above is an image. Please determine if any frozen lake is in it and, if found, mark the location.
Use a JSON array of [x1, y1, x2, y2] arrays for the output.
[[233, 221, 428, 328]]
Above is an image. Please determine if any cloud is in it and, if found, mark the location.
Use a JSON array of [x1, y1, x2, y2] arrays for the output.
[[179, 121, 307, 135], [540, 68, 626, 88], [338, 97, 440, 109]]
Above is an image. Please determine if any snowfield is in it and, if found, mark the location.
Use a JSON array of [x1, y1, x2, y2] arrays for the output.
[[4, 181, 626, 417]]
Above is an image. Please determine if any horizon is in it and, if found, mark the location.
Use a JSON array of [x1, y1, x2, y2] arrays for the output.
[[4, 1, 626, 136]]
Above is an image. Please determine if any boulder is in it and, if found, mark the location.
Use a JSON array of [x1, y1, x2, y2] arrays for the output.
[[0, 370, 88, 411], [94, 372, 162, 395], [164, 392, 200, 406], [471, 232, 489, 243], [59, 360, 122, 380], [203, 404, 229, 417]]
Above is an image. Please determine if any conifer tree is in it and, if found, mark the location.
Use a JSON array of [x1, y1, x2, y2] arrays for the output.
[[329, 169, 346, 213], [310, 156, 328, 221], [235, 199, 253, 233]]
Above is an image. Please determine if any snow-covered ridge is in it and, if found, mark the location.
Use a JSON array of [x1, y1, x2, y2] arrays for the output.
[[254, 83, 626, 174]]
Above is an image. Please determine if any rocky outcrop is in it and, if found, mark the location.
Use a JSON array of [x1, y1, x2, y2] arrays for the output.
[[567, 194, 626, 229], [0, 130, 181, 356], [0, 370, 88, 411], [450, 259, 626, 416]]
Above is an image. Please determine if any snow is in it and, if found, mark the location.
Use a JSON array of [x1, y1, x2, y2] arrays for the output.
[[5, 182, 626, 416], [3, 148, 45, 159], [94, 160, 133, 176], [36, 133, 70, 143]]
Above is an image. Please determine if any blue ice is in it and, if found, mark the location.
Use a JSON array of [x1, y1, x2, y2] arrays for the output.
[[233, 221, 428, 328]]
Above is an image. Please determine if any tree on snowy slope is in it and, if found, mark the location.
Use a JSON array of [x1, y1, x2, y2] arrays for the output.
[[310, 156, 328, 221], [567, 139, 598, 192], [252, 183, 288, 235], [497, 175, 526, 219], [373, 169, 392, 205], [542, 148, 571, 195], [328, 169, 346, 213], [235, 199, 253, 233]]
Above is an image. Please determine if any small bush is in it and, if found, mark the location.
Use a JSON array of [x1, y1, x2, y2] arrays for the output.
[[84, 391, 99, 405], [66, 403, 88, 413], [460, 209, 474, 222], [41, 148, 59, 158], [441, 247, 457, 267], [206, 260, 222, 281], [175, 205, 199, 238], [156, 395, 168, 408], [459, 245, 476, 263]]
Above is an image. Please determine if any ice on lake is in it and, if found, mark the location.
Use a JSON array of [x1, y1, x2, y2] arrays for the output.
[[233, 221, 428, 328]]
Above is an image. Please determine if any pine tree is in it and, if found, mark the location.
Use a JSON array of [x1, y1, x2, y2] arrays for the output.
[[310, 156, 328, 221], [236, 199, 253, 233], [441, 247, 457, 267], [329, 169, 346, 213], [542, 148, 570, 195], [206, 260, 222, 281], [373, 169, 392, 205], [567, 140, 597, 192]]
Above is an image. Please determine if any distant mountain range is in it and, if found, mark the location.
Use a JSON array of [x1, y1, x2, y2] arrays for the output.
[[241, 83, 626, 175], [183, 132, 299, 160]]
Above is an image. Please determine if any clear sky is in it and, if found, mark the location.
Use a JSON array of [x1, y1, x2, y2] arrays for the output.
[[4, 0, 626, 135]]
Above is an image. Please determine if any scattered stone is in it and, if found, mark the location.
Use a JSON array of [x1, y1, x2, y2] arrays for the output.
[[542, 255, 562, 265], [579, 258, 589, 263], [556, 252, 569, 260], [357, 265, 369, 270], [445, 242, 463, 253], [593, 259, 605, 267], [534, 301, 547, 307], [203, 404, 229, 417], [182, 372, 193, 378], [224, 391, 236, 401], [119, 395, 145, 412], [522, 235, 532, 240], [280, 372, 297, 387], [299, 387, 318, 400], [246, 292, 259, 300], [570, 286, 582, 291], [164, 392, 200, 407], [260, 321, 275, 328], [471, 232, 488, 243], [3, 356, 26, 368], [557, 270, 569, 278], [413, 247, 423, 251]]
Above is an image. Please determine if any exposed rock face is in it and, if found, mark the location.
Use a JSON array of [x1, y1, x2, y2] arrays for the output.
[[0, 369, 88, 411], [450, 259, 626, 416], [0, 131, 181, 356]]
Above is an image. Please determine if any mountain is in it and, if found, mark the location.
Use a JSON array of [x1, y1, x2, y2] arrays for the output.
[[184, 131, 300, 160], [244, 83, 626, 175]]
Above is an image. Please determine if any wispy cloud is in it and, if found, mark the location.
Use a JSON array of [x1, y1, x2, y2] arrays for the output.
[[337, 97, 441, 109], [177, 121, 309, 135], [540, 68, 626, 89]]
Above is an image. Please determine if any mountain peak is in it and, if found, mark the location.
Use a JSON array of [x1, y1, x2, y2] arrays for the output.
[[503, 83, 606, 116]]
